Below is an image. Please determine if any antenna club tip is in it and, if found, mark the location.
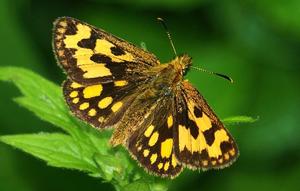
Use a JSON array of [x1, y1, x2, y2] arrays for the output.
[[157, 17, 164, 21], [226, 76, 234, 83]]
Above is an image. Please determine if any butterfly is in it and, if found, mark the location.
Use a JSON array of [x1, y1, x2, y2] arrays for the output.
[[52, 17, 239, 178]]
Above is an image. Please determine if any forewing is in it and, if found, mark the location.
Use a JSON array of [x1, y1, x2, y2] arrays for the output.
[[174, 80, 239, 169], [53, 17, 159, 85], [127, 96, 183, 178], [63, 79, 140, 128]]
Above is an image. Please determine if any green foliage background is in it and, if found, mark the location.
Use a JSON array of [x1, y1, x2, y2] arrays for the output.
[[0, 0, 299, 191]]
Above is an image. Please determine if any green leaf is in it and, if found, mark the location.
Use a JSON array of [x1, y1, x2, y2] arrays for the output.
[[0, 66, 78, 136], [92, 152, 127, 181], [123, 180, 150, 191], [222, 115, 259, 125], [148, 180, 169, 191], [0, 66, 169, 190], [0, 133, 98, 173]]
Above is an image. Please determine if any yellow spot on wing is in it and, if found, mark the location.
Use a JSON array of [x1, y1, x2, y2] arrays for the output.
[[178, 125, 206, 153], [229, 148, 236, 156], [191, 132, 206, 153], [111, 102, 123, 112], [158, 163, 163, 169], [195, 113, 212, 132], [71, 82, 83, 88], [79, 102, 89, 110], [114, 80, 128, 87], [144, 125, 154, 137], [59, 21, 67, 27], [79, 64, 112, 78], [83, 85, 103, 98], [75, 49, 97, 66], [218, 158, 223, 163], [118, 52, 134, 62], [94, 39, 134, 62], [57, 27, 66, 34], [167, 115, 173, 128], [69, 91, 78, 98], [72, 98, 79, 104], [137, 145, 142, 151], [187, 101, 212, 131], [171, 154, 177, 167], [164, 162, 170, 171], [94, 39, 112, 55], [98, 97, 113, 109], [224, 153, 230, 160], [161, 139, 173, 158], [73, 48, 95, 66], [58, 50, 64, 56], [98, 116, 105, 123], [178, 125, 191, 152], [143, 149, 149, 157], [88, 109, 97, 116], [148, 131, 159, 147], [150, 153, 157, 164]]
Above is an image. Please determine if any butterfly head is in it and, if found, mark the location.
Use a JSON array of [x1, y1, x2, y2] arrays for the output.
[[175, 54, 192, 75]]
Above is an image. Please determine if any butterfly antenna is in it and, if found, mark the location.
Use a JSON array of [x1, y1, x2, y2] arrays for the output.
[[157, 17, 178, 57], [190, 66, 234, 83]]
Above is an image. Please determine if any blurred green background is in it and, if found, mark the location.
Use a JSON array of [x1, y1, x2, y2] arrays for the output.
[[1, 0, 300, 191]]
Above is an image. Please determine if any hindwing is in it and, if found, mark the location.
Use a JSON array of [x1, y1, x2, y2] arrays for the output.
[[174, 80, 239, 169], [63, 79, 140, 128], [127, 95, 183, 177]]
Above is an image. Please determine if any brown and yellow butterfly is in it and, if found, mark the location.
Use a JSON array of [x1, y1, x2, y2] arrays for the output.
[[52, 17, 238, 178]]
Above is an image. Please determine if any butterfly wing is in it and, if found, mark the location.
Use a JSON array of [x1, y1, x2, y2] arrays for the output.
[[54, 17, 160, 129], [63, 79, 142, 128], [126, 94, 183, 177], [174, 80, 239, 169], [53, 17, 159, 85]]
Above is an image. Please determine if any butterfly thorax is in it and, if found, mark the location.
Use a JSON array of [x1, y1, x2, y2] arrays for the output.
[[151, 54, 192, 89], [171, 54, 192, 75]]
